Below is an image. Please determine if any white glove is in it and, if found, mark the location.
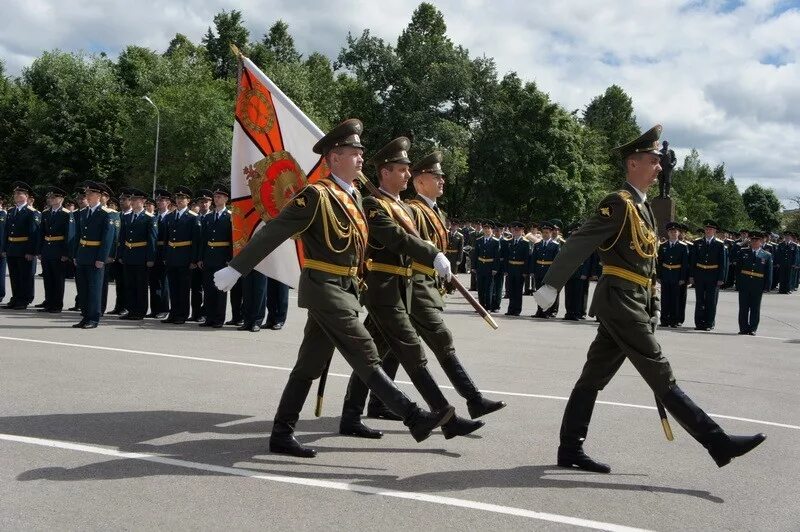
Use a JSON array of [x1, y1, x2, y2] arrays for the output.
[[533, 284, 557, 309], [649, 310, 660, 332], [214, 266, 242, 292], [433, 252, 452, 281]]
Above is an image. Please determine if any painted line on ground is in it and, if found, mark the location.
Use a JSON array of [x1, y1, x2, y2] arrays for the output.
[[0, 433, 650, 532], [1, 335, 798, 431]]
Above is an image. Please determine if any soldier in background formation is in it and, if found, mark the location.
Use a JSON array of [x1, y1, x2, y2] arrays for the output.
[[1, 179, 290, 331]]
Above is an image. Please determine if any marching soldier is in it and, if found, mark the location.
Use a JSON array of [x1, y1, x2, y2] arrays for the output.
[[148, 189, 172, 319], [162, 186, 202, 325], [657, 222, 690, 327], [190, 189, 213, 322], [213, 119, 454, 457], [343, 145, 490, 440], [72, 181, 115, 329], [736, 231, 772, 335], [531, 221, 560, 318], [198, 184, 231, 328], [533, 125, 765, 472], [445, 220, 464, 273], [4, 182, 41, 310], [37, 186, 74, 313], [504, 221, 531, 316], [562, 224, 591, 321], [119, 188, 157, 320], [470, 221, 500, 311], [690, 220, 727, 331]]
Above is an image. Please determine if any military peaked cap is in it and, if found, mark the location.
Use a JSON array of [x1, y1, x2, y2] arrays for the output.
[[370, 137, 411, 167], [312, 118, 365, 155], [11, 181, 34, 195], [212, 183, 230, 197], [195, 189, 213, 201], [173, 186, 193, 198], [412, 151, 444, 175], [615, 125, 662, 158]]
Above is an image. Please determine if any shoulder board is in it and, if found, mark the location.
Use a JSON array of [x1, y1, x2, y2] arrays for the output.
[[187, 210, 198, 216], [617, 190, 633, 201], [26, 205, 38, 211], [714, 238, 724, 243], [677, 241, 688, 246], [684, 240, 694, 245], [144, 212, 154, 217], [61, 207, 70, 213], [101, 206, 115, 213]]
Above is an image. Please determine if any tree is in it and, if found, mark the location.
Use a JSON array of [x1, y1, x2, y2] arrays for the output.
[[202, 10, 249, 79], [742, 184, 782, 232]]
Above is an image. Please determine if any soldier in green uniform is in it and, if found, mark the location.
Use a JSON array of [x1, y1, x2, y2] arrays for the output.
[[533, 125, 765, 472], [354, 151, 505, 435], [214, 120, 454, 458], [736, 231, 772, 335]]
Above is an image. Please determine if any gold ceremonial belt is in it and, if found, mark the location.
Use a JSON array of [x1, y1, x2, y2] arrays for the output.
[[304, 258, 358, 277], [45, 235, 65, 242], [478, 257, 494, 263], [124, 241, 147, 249], [445, 249, 459, 253], [366, 259, 413, 277], [536, 260, 553, 265], [603, 265, 652, 289], [168, 241, 192, 248], [411, 261, 436, 276], [8, 236, 29, 243], [741, 270, 764, 278], [207, 242, 231, 248], [156, 241, 165, 246], [696, 264, 719, 270], [508, 260, 526, 266], [80, 239, 101, 247], [661, 263, 682, 270]]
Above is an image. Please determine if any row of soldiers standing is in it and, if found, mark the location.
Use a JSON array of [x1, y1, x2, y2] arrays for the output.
[[0, 181, 289, 330]]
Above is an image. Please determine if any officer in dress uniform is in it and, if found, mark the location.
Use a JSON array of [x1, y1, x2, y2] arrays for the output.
[[213, 119, 454, 458], [504, 221, 531, 316], [531, 221, 560, 318], [533, 124, 765, 473], [677, 223, 693, 325], [470, 221, 500, 311], [72, 181, 115, 329], [467, 221, 481, 291], [445, 220, 464, 274], [148, 189, 172, 318], [492, 223, 509, 310], [4, 181, 41, 309], [690, 220, 728, 331], [730, 229, 750, 291], [97, 184, 121, 316], [109, 188, 132, 315], [198, 184, 231, 329], [776, 230, 797, 294], [657, 222, 690, 327], [736, 231, 772, 335], [790, 231, 800, 292], [119, 188, 157, 320], [0, 196, 6, 304], [36, 186, 74, 313], [721, 230, 737, 289], [563, 224, 592, 321], [190, 189, 212, 322], [162, 186, 202, 325]]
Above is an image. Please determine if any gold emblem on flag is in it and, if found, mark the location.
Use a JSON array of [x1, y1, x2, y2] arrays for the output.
[[237, 88, 276, 134], [247, 150, 307, 221]]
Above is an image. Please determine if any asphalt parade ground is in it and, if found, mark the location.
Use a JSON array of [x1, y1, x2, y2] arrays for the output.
[[1, 273, 798, 531]]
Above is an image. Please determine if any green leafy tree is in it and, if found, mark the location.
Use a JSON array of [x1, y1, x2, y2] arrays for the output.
[[203, 10, 249, 79], [742, 184, 782, 232]]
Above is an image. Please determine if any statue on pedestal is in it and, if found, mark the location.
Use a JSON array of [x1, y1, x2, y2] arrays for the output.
[[658, 140, 677, 198]]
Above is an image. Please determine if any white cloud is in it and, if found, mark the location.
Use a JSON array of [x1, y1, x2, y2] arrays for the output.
[[1, 0, 798, 204]]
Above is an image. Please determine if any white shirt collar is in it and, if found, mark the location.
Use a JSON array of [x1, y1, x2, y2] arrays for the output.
[[16, 202, 27, 210], [177, 207, 188, 216], [418, 194, 436, 209], [330, 173, 356, 197], [627, 182, 647, 203], [669, 238, 678, 244], [378, 187, 400, 201], [132, 208, 144, 215], [123, 208, 132, 215], [215, 207, 227, 214]]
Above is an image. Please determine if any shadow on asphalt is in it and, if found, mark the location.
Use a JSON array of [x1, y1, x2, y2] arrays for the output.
[[2, 410, 722, 503]]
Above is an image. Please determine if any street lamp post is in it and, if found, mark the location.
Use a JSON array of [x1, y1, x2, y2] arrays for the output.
[[142, 96, 160, 197]]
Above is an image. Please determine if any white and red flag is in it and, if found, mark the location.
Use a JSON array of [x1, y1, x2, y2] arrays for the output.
[[230, 51, 329, 288]]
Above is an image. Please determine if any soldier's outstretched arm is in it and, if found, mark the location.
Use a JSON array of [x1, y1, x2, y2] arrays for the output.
[[542, 193, 627, 291], [363, 196, 438, 266], [228, 186, 322, 276]]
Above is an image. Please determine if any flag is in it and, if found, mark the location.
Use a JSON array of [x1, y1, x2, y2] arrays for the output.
[[230, 51, 329, 288]]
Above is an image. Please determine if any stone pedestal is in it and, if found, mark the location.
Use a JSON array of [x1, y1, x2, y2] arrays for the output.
[[651, 196, 675, 238]]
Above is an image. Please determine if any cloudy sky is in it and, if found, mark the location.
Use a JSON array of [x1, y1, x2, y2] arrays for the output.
[[2, 0, 798, 205]]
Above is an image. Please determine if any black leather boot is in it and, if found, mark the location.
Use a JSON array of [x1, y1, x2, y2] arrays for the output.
[[366, 354, 402, 421], [660, 385, 766, 467], [439, 354, 506, 419], [340, 373, 382, 439], [269, 377, 317, 458], [365, 370, 453, 443], [407, 366, 482, 440], [557, 388, 611, 473]]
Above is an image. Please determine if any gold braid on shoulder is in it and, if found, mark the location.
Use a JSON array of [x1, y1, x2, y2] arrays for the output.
[[313, 184, 363, 256], [599, 191, 658, 259]]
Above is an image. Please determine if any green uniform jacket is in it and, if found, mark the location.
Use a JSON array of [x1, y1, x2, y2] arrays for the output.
[[542, 182, 660, 322], [408, 195, 448, 310], [229, 177, 366, 312], [361, 194, 439, 312]]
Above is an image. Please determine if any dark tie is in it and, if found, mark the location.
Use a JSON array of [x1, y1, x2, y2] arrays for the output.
[[215, 212, 220, 223], [432, 204, 439, 213]]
